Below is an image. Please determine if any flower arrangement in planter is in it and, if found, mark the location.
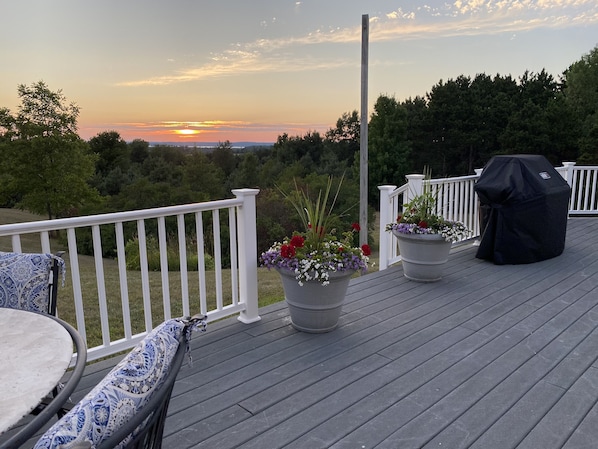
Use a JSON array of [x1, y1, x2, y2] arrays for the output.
[[385, 168, 469, 243], [260, 175, 370, 332], [385, 168, 470, 282], [385, 193, 470, 242], [260, 175, 370, 286]]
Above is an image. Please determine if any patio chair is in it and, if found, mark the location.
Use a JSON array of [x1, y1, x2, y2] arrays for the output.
[[34, 314, 207, 449], [0, 251, 65, 315]]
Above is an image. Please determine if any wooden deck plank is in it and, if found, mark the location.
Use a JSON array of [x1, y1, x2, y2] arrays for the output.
[[5, 217, 598, 449]]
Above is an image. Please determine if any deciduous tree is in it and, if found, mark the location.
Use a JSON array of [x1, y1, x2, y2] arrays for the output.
[[0, 81, 98, 218]]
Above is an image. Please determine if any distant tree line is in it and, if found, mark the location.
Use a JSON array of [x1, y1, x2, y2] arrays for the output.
[[1, 46, 597, 258]]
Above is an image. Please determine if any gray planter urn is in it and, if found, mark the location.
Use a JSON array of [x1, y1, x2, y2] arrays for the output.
[[392, 231, 452, 282], [277, 268, 354, 333]]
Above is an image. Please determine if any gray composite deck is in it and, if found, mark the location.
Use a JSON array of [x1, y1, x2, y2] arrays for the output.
[[6, 217, 598, 448]]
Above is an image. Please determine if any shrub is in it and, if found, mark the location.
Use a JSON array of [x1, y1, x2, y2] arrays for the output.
[[125, 236, 215, 271]]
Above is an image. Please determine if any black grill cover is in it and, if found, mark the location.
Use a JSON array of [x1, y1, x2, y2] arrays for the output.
[[474, 155, 571, 264]]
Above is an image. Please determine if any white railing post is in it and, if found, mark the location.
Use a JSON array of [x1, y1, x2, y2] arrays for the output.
[[561, 161, 576, 187], [473, 168, 484, 242], [232, 188, 261, 324], [378, 185, 397, 271], [405, 174, 425, 202]]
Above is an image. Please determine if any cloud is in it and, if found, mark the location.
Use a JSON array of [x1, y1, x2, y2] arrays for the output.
[[118, 1, 598, 87]]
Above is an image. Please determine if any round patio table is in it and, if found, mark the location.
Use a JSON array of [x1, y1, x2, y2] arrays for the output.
[[0, 308, 86, 448]]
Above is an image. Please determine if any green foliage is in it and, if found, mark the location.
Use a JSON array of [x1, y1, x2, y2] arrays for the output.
[[325, 110, 360, 165], [281, 175, 343, 252], [107, 178, 208, 211], [257, 173, 362, 256], [273, 131, 325, 173], [563, 46, 598, 164], [210, 141, 237, 178], [89, 131, 130, 177], [124, 236, 215, 271], [129, 139, 150, 164], [367, 95, 411, 205], [182, 152, 226, 199], [0, 81, 100, 218]]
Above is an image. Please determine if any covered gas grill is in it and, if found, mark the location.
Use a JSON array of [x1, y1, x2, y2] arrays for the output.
[[474, 154, 571, 264]]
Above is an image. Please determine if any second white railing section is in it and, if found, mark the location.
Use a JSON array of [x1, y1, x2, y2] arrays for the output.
[[0, 189, 260, 362], [562, 164, 598, 215], [378, 174, 481, 270], [378, 162, 598, 270]]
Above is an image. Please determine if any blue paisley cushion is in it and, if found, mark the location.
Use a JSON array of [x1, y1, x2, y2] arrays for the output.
[[0, 251, 65, 313], [34, 319, 186, 449]]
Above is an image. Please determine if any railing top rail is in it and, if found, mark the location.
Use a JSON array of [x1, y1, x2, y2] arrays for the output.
[[0, 198, 244, 236], [383, 183, 408, 200], [429, 174, 480, 184]]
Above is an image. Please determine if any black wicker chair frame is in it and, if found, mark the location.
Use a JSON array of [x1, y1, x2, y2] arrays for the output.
[[96, 316, 204, 449]]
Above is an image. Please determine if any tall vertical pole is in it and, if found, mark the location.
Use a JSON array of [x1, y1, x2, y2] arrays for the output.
[[360, 14, 369, 246]]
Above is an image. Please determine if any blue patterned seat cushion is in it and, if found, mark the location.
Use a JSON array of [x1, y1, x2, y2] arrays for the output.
[[0, 251, 65, 313], [34, 319, 186, 449]]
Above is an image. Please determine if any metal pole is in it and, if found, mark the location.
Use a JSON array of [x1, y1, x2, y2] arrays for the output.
[[360, 14, 369, 246]]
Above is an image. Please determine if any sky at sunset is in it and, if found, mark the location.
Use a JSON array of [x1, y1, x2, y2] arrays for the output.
[[1, 0, 597, 144]]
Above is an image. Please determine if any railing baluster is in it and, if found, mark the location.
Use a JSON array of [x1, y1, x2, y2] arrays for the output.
[[177, 214, 190, 317], [575, 169, 581, 210], [115, 221, 132, 341], [157, 216, 171, 320], [92, 225, 110, 347], [137, 219, 153, 331], [40, 232, 51, 253], [195, 211, 207, 316], [228, 206, 239, 307], [11, 235, 21, 252], [212, 209, 223, 311], [590, 170, 597, 211], [67, 228, 87, 344]]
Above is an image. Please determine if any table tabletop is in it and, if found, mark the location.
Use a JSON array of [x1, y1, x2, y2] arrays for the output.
[[0, 308, 74, 434]]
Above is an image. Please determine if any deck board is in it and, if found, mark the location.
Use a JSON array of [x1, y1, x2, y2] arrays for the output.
[[4, 217, 598, 448]]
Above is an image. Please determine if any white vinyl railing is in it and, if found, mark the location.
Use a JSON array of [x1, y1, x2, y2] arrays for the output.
[[561, 164, 598, 215], [0, 189, 260, 362], [379, 162, 598, 270]]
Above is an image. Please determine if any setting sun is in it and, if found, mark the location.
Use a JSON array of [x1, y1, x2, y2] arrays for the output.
[[175, 129, 200, 136]]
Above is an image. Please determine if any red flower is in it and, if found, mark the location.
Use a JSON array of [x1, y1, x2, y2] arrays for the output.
[[418, 220, 428, 228], [308, 222, 325, 236], [361, 244, 371, 256], [351, 222, 361, 232], [396, 214, 402, 222], [338, 246, 345, 253], [290, 235, 305, 248], [280, 244, 296, 258]]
